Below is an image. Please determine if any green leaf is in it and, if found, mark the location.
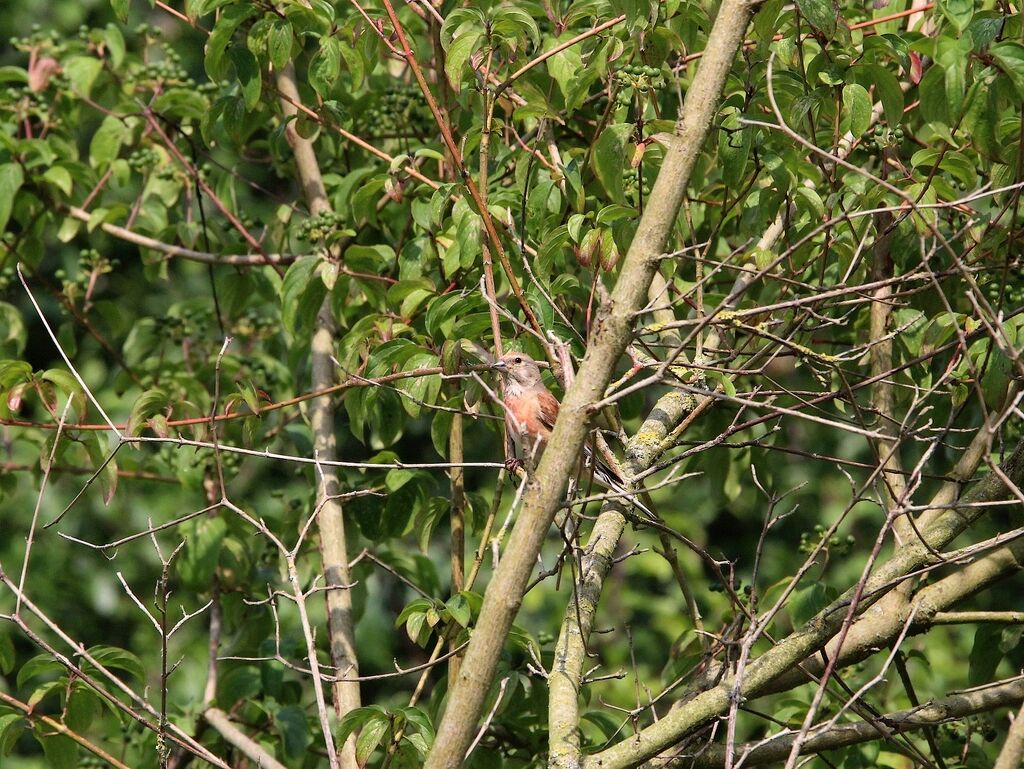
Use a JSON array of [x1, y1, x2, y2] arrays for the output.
[[153, 88, 209, 120], [992, 42, 1024, 98], [944, 59, 965, 121], [284, 2, 331, 36], [492, 6, 540, 49], [104, 24, 127, 67], [63, 56, 103, 97], [41, 166, 73, 196], [0, 66, 28, 85], [918, 64, 950, 128], [595, 204, 636, 225], [38, 732, 78, 769], [0, 163, 24, 234], [938, 0, 973, 32], [310, 36, 342, 97], [40, 369, 85, 419], [86, 646, 146, 681], [90, 115, 130, 169], [127, 388, 168, 437], [268, 18, 293, 71], [217, 666, 261, 707], [275, 705, 312, 759], [968, 624, 1003, 687], [445, 593, 471, 628], [122, 318, 160, 368], [17, 654, 63, 688], [337, 705, 390, 746], [444, 31, 481, 93], [204, 4, 257, 80], [0, 629, 14, 674], [439, 8, 486, 48], [356, 713, 390, 764], [65, 684, 101, 732], [790, 581, 836, 626], [854, 64, 904, 126], [82, 433, 118, 505], [842, 83, 872, 136], [179, 514, 227, 589], [338, 37, 365, 90], [719, 110, 751, 186], [546, 36, 584, 100], [796, 0, 838, 38], [0, 713, 25, 756], [229, 45, 261, 110], [280, 256, 326, 338], [592, 123, 632, 203]]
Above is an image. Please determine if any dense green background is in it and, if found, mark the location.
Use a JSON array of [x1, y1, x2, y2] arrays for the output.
[[2, 0, 1023, 766]]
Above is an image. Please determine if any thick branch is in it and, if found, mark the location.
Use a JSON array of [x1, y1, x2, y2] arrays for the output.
[[748, 515, 1024, 701], [584, 439, 1024, 768], [203, 708, 288, 769], [276, 66, 360, 769], [549, 391, 697, 768], [995, 701, 1024, 769], [676, 677, 1024, 768], [422, 2, 757, 767]]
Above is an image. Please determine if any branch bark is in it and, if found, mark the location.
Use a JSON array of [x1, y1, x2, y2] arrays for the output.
[[422, 1, 758, 766], [276, 66, 360, 769], [549, 390, 698, 768], [203, 708, 288, 769], [676, 676, 1024, 768], [582, 439, 1024, 768], [995, 701, 1024, 769]]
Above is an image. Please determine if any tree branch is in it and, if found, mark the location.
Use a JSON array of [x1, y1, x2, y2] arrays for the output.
[[676, 676, 1024, 768], [549, 390, 698, 768], [583, 439, 1024, 768], [276, 65, 360, 769], [422, 1, 758, 766]]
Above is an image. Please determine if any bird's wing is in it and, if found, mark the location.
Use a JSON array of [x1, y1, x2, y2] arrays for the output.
[[535, 388, 560, 434]]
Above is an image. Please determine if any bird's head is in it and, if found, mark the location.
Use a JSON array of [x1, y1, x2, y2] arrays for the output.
[[491, 352, 544, 389]]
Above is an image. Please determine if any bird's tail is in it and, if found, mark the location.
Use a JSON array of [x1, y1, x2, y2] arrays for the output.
[[584, 448, 659, 521]]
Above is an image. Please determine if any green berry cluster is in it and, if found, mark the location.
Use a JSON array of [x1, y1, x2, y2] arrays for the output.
[[133, 23, 163, 40], [863, 123, 904, 150], [9, 23, 63, 49], [54, 249, 119, 301], [156, 307, 211, 344], [0, 264, 17, 294], [613, 63, 666, 107], [127, 147, 161, 172], [298, 210, 347, 242], [130, 48, 192, 88], [357, 84, 432, 136], [246, 357, 282, 388], [2, 86, 43, 104], [623, 165, 651, 199], [798, 524, 854, 555], [940, 715, 998, 743], [709, 580, 753, 596], [232, 310, 278, 339]]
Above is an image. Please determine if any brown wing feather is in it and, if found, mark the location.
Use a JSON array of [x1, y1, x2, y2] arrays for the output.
[[535, 388, 560, 434]]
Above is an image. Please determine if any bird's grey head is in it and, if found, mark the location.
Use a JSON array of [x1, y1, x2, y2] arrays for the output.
[[492, 352, 543, 389]]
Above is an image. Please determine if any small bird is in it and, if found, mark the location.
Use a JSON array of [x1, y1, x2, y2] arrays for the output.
[[491, 351, 657, 520]]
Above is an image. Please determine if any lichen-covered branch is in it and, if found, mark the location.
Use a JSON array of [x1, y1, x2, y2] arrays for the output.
[[422, 2, 758, 766], [549, 391, 696, 768], [583, 439, 1024, 768], [675, 676, 1024, 768]]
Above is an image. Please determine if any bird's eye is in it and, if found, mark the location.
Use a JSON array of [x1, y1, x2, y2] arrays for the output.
[[514, 356, 522, 364]]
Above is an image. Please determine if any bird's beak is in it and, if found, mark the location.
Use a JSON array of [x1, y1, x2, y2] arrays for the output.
[[490, 360, 507, 371]]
